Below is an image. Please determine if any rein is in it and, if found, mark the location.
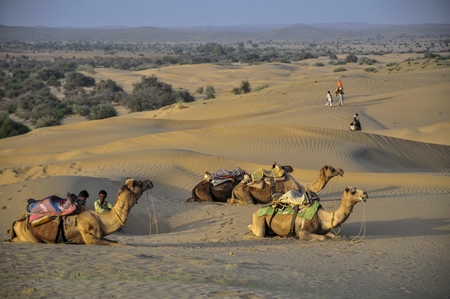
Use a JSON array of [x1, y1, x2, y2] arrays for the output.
[[112, 207, 126, 227], [147, 189, 158, 235], [349, 203, 367, 243], [330, 211, 341, 236]]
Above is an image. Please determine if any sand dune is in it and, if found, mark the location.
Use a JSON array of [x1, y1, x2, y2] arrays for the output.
[[1, 54, 449, 298]]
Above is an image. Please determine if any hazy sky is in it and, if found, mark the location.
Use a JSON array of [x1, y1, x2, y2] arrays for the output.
[[0, 0, 449, 28]]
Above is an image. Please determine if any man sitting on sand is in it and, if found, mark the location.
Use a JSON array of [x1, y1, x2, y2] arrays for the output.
[[94, 190, 113, 213]]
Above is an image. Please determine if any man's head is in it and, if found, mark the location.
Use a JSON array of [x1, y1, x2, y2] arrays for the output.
[[99, 190, 107, 203], [78, 190, 89, 200]]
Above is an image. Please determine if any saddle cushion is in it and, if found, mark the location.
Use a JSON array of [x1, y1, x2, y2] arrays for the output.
[[257, 201, 321, 221]]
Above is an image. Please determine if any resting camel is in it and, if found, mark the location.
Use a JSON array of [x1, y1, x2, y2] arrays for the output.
[[7, 178, 153, 245], [227, 165, 344, 205], [186, 163, 294, 203], [247, 187, 368, 241]]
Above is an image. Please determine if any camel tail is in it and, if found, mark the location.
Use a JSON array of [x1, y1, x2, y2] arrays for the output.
[[7, 222, 17, 240]]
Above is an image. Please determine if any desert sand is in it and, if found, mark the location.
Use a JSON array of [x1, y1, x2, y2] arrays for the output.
[[1, 53, 450, 298]]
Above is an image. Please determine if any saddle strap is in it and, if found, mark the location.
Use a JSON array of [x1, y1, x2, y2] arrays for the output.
[[55, 216, 68, 243], [270, 177, 276, 195], [287, 205, 300, 239]]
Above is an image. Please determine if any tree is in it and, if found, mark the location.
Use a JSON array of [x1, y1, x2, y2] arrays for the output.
[[205, 85, 216, 99], [0, 112, 30, 139], [89, 103, 118, 120], [345, 53, 358, 63]]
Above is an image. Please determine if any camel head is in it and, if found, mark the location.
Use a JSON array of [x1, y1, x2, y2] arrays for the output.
[[323, 165, 344, 178], [122, 178, 154, 204], [344, 187, 368, 205]]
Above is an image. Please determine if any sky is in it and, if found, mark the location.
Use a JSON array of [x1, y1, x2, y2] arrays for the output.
[[0, 0, 449, 28]]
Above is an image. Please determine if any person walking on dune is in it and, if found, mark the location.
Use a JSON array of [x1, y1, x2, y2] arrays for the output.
[[326, 91, 333, 106]]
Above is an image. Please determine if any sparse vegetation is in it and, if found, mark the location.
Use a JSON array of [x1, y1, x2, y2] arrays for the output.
[[333, 67, 347, 72], [0, 111, 30, 139]]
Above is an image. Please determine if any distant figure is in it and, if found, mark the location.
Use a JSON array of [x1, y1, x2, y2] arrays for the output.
[[337, 80, 343, 92], [94, 190, 113, 213], [78, 190, 89, 206], [335, 80, 344, 106], [350, 113, 362, 131], [326, 91, 333, 106]]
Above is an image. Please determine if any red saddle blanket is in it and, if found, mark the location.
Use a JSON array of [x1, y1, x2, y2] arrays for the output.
[[27, 195, 78, 223]]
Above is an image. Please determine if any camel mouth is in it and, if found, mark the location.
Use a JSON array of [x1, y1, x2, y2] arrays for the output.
[[361, 192, 368, 202]]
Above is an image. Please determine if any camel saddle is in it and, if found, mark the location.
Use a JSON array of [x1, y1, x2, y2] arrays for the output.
[[26, 193, 81, 227], [263, 190, 320, 238], [205, 166, 247, 186]]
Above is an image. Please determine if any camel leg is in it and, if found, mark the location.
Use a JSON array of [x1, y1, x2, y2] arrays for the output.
[[247, 212, 266, 237], [298, 230, 327, 241], [9, 222, 43, 243]]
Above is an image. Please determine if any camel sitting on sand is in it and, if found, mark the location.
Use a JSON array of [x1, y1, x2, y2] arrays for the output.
[[186, 163, 293, 203], [227, 165, 344, 205], [7, 178, 153, 245], [247, 187, 368, 241]]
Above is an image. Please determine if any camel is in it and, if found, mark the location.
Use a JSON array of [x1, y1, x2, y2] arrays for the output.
[[227, 165, 344, 205], [247, 187, 368, 241], [186, 163, 294, 203], [7, 178, 153, 245]]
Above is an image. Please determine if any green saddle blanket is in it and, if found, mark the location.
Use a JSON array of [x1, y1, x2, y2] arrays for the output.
[[257, 201, 321, 221]]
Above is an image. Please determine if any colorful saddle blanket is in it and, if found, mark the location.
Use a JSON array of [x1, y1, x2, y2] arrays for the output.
[[207, 167, 247, 180], [257, 201, 321, 221], [27, 195, 78, 223]]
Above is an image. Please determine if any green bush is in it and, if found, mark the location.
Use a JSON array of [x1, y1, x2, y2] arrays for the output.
[[364, 67, 377, 72], [358, 57, 379, 65], [205, 85, 216, 99], [254, 83, 269, 92], [88, 103, 118, 120], [333, 67, 347, 72], [328, 60, 347, 66], [314, 62, 325, 67], [345, 53, 358, 63], [0, 112, 30, 139]]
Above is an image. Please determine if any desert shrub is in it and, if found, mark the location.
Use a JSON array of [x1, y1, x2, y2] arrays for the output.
[[345, 53, 358, 63], [196, 86, 204, 94], [232, 80, 251, 95], [314, 62, 325, 67], [176, 89, 195, 103], [72, 104, 90, 116], [424, 52, 441, 59], [231, 87, 242, 95], [205, 85, 216, 99], [64, 72, 95, 90], [333, 67, 347, 72], [34, 115, 62, 128], [386, 62, 398, 67], [122, 75, 193, 112], [254, 83, 269, 92], [329, 54, 338, 59], [358, 57, 379, 65], [328, 60, 346, 66], [76, 64, 95, 74], [94, 79, 123, 93], [88, 103, 118, 120], [364, 67, 377, 72], [0, 112, 30, 139]]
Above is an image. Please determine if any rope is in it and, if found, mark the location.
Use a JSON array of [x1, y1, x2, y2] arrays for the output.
[[330, 211, 342, 237], [112, 208, 126, 227], [349, 203, 367, 243], [147, 190, 158, 235]]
